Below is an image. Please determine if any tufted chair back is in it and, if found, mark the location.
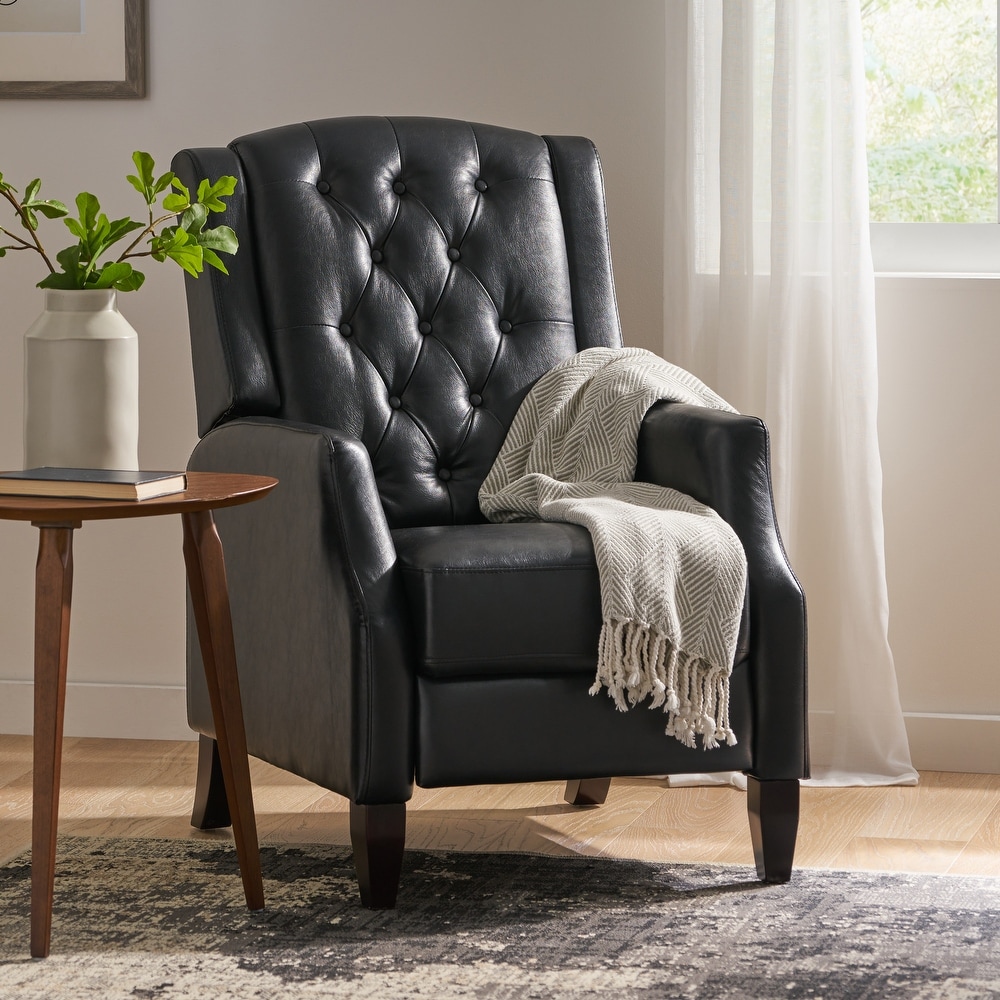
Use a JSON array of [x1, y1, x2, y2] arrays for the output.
[[176, 117, 623, 528]]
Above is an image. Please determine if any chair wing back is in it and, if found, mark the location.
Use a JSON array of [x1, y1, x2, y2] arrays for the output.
[[174, 116, 623, 527]]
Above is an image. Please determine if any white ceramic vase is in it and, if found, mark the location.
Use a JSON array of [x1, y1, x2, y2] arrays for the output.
[[23, 289, 140, 471]]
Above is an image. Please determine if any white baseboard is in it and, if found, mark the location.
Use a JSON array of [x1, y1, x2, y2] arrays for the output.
[[0, 680, 196, 742], [810, 710, 1000, 774]]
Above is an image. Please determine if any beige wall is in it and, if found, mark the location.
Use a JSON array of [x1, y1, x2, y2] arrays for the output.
[[0, 0, 666, 738], [875, 275, 1000, 770], [1, 2, 997, 773]]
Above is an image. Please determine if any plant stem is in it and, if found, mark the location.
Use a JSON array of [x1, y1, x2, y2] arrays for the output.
[[0, 225, 35, 249], [1, 185, 57, 273], [115, 212, 174, 263]]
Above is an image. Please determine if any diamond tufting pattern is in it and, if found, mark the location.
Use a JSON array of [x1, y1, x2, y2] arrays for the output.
[[229, 116, 608, 527]]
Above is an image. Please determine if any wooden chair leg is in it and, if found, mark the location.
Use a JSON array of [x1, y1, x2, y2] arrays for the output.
[[350, 802, 406, 909], [191, 735, 232, 830], [747, 776, 800, 883], [564, 777, 612, 806]]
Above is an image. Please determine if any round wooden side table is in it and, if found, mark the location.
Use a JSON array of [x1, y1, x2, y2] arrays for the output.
[[0, 471, 277, 958]]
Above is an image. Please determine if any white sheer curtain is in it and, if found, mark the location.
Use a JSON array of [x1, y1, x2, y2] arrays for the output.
[[664, 0, 917, 784]]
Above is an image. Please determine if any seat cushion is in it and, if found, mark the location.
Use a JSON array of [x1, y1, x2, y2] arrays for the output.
[[393, 522, 749, 679]]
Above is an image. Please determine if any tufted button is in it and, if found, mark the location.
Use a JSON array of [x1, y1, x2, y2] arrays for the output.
[[499, 319, 512, 334], [418, 320, 432, 335], [438, 468, 452, 482], [393, 180, 406, 195], [447, 247, 461, 262], [371, 249, 384, 264], [341, 322, 353, 338], [475, 178, 488, 192], [317, 180, 331, 194], [469, 393, 483, 407], [388, 395, 401, 409]]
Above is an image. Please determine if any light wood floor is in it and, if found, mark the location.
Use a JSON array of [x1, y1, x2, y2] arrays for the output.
[[2, 734, 999, 877]]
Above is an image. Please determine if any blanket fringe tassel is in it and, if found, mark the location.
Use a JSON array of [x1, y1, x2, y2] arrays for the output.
[[589, 618, 737, 750]]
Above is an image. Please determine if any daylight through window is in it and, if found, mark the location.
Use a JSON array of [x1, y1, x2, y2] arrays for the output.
[[863, 0, 998, 223]]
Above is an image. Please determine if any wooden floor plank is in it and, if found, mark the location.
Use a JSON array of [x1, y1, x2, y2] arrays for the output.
[[948, 801, 1000, 876], [855, 771, 1000, 842]]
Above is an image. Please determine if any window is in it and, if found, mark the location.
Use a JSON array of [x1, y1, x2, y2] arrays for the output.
[[862, 0, 1000, 271]]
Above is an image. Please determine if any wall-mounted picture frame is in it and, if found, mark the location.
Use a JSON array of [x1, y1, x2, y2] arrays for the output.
[[0, 0, 146, 99]]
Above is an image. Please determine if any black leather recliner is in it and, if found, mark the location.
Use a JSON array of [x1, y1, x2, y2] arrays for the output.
[[173, 116, 808, 908]]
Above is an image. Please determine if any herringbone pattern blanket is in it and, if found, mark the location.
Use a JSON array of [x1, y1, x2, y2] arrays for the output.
[[479, 348, 747, 748]]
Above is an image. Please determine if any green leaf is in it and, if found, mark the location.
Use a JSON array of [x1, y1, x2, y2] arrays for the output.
[[113, 267, 145, 291], [55, 244, 83, 273], [105, 216, 145, 244], [28, 199, 68, 220], [87, 260, 144, 291], [152, 227, 204, 276], [131, 151, 155, 190], [41, 245, 87, 289], [75, 192, 100, 232], [88, 261, 134, 289], [198, 225, 239, 255], [179, 203, 209, 234], [150, 224, 187, 257], [196, 175, 237, 213], [163, 176, 192, 213], [64, 217, 88, 242], [162, 192, 190, 213], [169, 244, 205, 277], [20, 174, 68, 222], [201, 247, 228, 274], [37, 270, 84, 290], [152, 171, 175, 197]]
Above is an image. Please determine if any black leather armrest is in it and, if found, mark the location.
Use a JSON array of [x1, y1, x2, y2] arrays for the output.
[[186, 416, 415, 803], [637, 402, 809, 780]]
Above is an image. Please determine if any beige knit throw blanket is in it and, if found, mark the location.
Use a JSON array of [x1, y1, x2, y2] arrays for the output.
[[479, 348, 747, 749]]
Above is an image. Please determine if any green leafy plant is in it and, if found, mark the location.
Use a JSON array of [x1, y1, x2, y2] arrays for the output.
[[0, 151, 238, 291]]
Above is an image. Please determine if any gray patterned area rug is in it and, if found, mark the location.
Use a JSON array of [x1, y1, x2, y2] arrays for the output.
[[0, 838, 998, 1000]]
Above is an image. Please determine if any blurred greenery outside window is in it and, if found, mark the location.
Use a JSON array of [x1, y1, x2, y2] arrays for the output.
[[863, 0, 998, 223]]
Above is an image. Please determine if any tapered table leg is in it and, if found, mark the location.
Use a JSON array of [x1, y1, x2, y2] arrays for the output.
[[181, 510, 264, 911], [30, 524, 77, 959]]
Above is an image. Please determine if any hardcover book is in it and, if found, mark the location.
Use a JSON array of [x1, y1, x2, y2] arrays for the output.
[[0, 468, 187, 502]]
